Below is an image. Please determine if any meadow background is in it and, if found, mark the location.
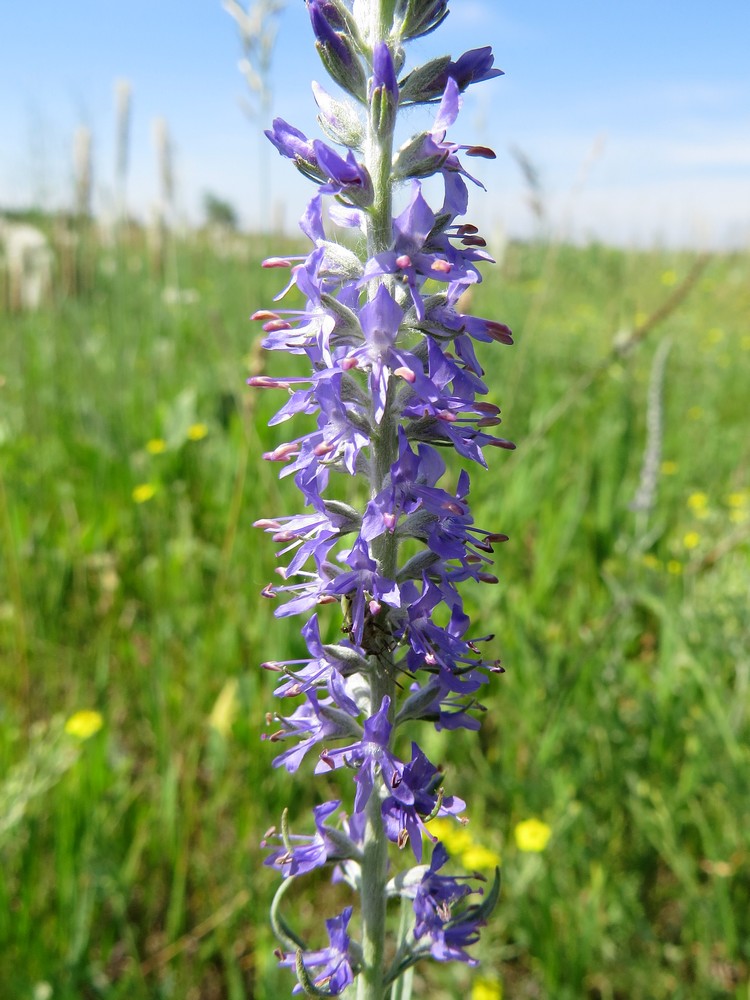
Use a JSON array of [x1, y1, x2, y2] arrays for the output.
[[0, 212, 748, 1000]]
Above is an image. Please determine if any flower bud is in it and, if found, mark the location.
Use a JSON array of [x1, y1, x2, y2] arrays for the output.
[[400, 47, 503, 105], [312, 81, 364, 149], [393, 132, 448, 180], [394, 0, 450, 41], [398, 55, 451, 105], [308, 0, 367, 100]]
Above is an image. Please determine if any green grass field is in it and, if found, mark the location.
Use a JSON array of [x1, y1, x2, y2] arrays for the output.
[[0, 230, 748, 999]]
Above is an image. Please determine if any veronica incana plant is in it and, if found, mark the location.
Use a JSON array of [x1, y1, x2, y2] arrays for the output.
[[249, 2, 512, 995]]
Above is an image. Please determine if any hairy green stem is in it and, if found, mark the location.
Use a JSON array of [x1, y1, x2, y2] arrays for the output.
[[358, 2, 398, 998]]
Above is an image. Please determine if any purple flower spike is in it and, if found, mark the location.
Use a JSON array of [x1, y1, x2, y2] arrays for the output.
[[252, 3, 511, 992]]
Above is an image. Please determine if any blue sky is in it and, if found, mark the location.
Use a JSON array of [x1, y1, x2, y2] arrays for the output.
[[1, 1, 748, 247]]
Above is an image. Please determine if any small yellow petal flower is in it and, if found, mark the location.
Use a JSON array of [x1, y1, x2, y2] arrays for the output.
[[726, 492, 747, 509], [64, 710, 103, 740], [427, 817, 473, 856], [687, 492, 708, 511], [472, 977, 503, 1000], [425, 817, 454, 840], [687, 406, 703, 421], [187, 423, 208, 441], [209, 678, 239, 737], [132, 483, 156, 503], [514, 818, 552, 853], [683, 531, 700, 550], [660, 269, 677, 286], [666, 560, 683, 575], [641, 554, 661, 570], [146, 438, 167, 454], [729, 509, 748, 525], [660, 461, 678, 476], [706, 327, 724, 344], [461, 844, 502, 871]]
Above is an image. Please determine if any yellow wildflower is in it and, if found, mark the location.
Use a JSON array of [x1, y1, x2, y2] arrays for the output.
[[209, 678, 239, 737], [729, 509, 748, 525], [641, 554, 661, 570], [687, 406, 703, 421], [132, 483, 156, 503], [426, 818, 500, 871], [64, 710, 103, 740], [660, 269, 677, 286], [146, 438, 167, 454], [462, 844, 502, 871], [683, 531, 700, 550], [514, 818, 552, 853], [726, 492, 747, 509], [660, 461, 678, 476], [187, 423, 208, 441], [427, 817, 473, 856], [472, 977, 503, 1000], [667, 560, 683, 575], [687, 492, 710, 520], [706, 327, 724, 344]]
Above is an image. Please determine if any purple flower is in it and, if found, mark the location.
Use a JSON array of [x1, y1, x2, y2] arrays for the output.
[[307, 0, 366, 99], [361, 182, 487, 321], [344, 283, 432, 423], [263, 800, 359, 877], [371, 41, 399, 100], [313, 141, 374, 206], [412, 843, 485, 965], [322, 538, 401, 645], [279, 905, 355, 995], [267, 690, 362, 773], [381, 742, 466, 860], [261, 613, 366, 706], [315, 696, 402, 813], [447, 46, 504, 90], [265, 118, 323, 183], [394, 77, 495, 189]]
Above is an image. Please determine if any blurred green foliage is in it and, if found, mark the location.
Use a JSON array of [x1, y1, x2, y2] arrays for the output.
[[0, 231, 747, 999]]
